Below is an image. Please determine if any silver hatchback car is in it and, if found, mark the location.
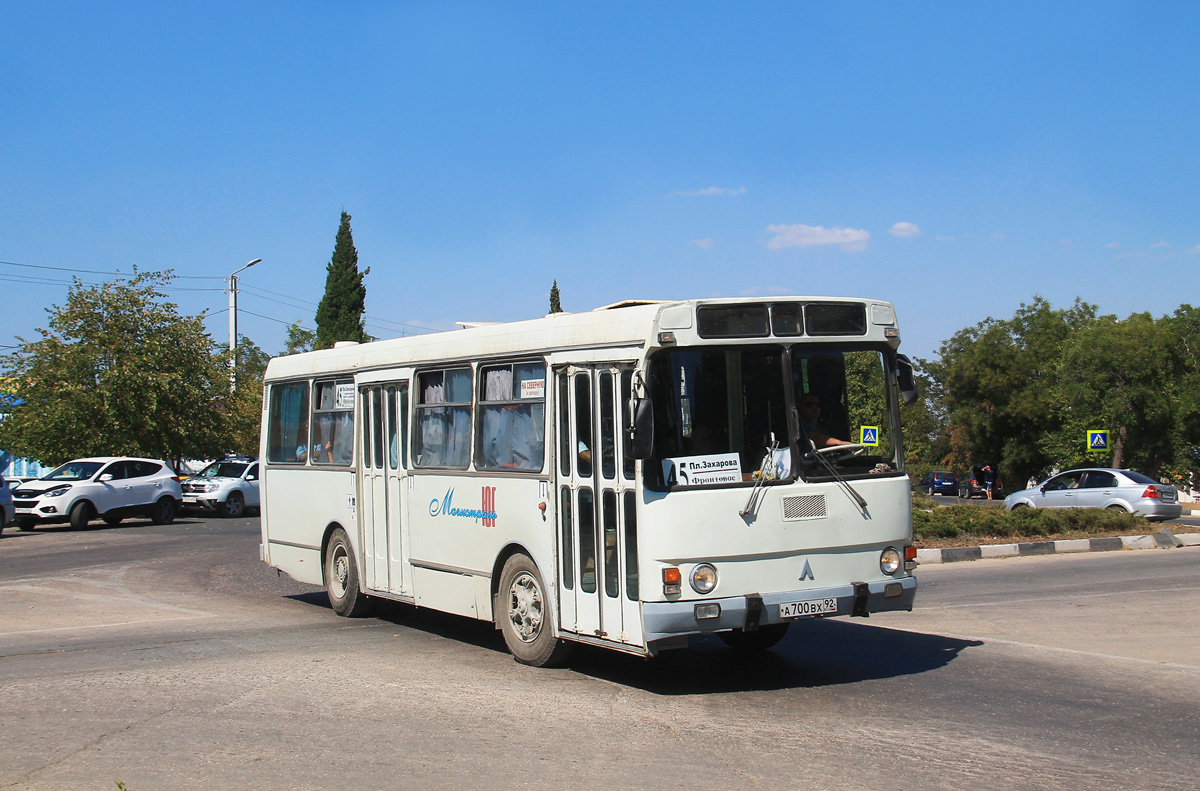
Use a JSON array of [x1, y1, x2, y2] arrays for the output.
[[1004, 468, 1182, 521]]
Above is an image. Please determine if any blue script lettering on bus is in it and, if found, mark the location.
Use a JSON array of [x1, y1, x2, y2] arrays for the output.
[[428, 487, 498, 524]]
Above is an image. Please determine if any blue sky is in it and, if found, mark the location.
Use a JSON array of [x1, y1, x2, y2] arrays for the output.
[[2, 2, 1197, 363]]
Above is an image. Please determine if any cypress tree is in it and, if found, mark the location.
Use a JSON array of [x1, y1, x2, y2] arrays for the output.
[[549, 280, 563, 313], [315, 210, 370, 349]]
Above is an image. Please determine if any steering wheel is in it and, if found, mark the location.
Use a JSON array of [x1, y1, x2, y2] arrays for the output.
[[808, 443, 869, 458]]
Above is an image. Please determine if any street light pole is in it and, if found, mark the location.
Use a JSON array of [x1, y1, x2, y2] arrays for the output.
[[228, 258, 262, 389]]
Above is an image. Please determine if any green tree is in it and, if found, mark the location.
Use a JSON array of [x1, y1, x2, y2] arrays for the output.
[[224, 336, 271, 456], [1043, 312, 1184, 476], [314, 210, 370, 349], [549, 280, 563, 313], [283, 320, 317, 355], [0, 271, 231, 465], [924, 297, 1097, 487], [900, 368, 952, 485]]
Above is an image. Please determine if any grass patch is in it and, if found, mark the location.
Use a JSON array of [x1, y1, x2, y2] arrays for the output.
[[911, 496, 1155, 546]]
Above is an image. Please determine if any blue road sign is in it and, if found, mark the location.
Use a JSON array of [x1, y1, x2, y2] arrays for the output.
[[1088, 430, 1109, 451], [860, 426, 879, 446]]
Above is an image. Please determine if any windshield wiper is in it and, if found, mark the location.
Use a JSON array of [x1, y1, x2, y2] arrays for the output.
[[739, 437, 782, 517], [805, 439, 869, 513]]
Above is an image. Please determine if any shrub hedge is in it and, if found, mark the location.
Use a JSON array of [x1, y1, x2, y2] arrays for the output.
[[911, 495, 1151, 543]]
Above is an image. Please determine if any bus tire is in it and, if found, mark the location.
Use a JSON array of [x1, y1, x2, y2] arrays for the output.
[[497, 553, 573, 667], [324, 527, 373, 618], [719, 622, 790, 652]]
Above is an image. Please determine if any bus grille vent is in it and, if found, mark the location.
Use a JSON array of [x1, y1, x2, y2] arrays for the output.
[[781, 494, 826, 521]]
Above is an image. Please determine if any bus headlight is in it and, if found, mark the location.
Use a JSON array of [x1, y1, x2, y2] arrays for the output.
[[880, 547, 901, 574], [690, 563, 718, 594]]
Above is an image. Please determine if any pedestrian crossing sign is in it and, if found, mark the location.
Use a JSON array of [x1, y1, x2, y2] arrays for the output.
[[860, 426, 879, 446], [1087, 430, 1109, 451]]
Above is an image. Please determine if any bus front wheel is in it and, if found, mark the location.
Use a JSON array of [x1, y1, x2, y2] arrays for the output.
[[324, 527, 373, 618], [497, 554, 574, 667], [719, 622, 790, 652]]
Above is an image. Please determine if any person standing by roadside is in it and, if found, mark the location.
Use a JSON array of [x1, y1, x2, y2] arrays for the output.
[[983, 464, 996, 500]]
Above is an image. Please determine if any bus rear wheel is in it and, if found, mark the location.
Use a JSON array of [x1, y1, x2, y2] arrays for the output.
[[719, 622, 790, 652], [324, 527, 373, 618], [497, 554, 573, 667]]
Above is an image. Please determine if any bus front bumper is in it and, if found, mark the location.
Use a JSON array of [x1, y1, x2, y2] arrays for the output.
[[642, 576, 917, 645]]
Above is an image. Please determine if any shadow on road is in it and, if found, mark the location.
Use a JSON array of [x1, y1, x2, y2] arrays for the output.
[[568, 619, 979, 695], [286, 591, 978, 694]]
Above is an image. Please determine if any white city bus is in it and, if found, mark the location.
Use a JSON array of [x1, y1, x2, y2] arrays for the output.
[[259, 297, 919, 665]]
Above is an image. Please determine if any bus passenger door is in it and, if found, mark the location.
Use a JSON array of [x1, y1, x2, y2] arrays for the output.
[[554, 365, 641, 647], [385, 384, 409, 595], [359, 383, 409, 595]]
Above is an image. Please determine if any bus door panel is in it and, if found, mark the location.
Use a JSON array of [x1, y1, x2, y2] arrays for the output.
[[598, 367, 642, 647], [554, 365, 641, 647], [385, 383, 409, 595], [359, 386, 389, 591], [554, 368, 597, 637]]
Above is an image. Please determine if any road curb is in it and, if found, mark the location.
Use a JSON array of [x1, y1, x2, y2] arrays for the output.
[[916, 529, 1200, 564]]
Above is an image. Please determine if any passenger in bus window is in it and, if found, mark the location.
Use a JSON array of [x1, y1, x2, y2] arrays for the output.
[[295, 422, 309, 462], [799, 394, 851, 448]]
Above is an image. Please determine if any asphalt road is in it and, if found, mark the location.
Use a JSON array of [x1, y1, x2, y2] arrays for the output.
[[1, 515, 1198, 790]]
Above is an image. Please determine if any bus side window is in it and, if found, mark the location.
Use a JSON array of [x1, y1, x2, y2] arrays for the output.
[[312, 380, 355, 465], [266, 381, 310, 464], [414, 368, 472, 468], [477, 361, 546, 472]]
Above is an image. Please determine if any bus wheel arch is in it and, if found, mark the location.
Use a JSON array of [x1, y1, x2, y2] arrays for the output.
[[322, 524, 374, 618], [494, 549, 574, 667]]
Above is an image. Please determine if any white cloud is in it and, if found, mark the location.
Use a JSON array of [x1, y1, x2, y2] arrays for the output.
[[888, 222, 920, 238], [765, 224, 870, 252], [692, 238, 714, 249], [671, 186, 747, 198]]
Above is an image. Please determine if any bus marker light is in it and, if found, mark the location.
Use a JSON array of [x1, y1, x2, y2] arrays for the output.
[[904, 546, 916, 560], [884, 582, 903, 598], [658, 332, 677, 344], [663, 567, 682, 595], [694, 603, 721, 620]]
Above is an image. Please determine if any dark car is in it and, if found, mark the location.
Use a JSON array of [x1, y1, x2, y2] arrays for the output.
[[959, 465, 1004, 499], [917, 471, 959, 496]]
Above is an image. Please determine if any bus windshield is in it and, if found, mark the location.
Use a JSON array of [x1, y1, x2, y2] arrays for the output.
[[645, 345, 900, 489]]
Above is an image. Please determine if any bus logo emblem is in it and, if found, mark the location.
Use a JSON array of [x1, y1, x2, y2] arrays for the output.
[[798, 559, 815, 581], [428, 487, 499, 525]]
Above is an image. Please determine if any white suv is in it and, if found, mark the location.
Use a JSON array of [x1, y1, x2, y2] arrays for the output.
[[181, 458, 260, 518], [0, 475, 12, 536], [12, 457, 183, 530]]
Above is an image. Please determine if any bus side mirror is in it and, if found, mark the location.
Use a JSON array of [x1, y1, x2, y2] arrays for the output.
[[896, 354, 919, 406], [626, 397, 654, 460]]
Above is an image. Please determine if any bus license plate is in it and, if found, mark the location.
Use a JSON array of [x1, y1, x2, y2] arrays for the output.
[[779, 597, 837, 619]]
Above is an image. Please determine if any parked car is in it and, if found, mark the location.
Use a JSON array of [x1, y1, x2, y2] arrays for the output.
[[0, 475, 12, 535], [1004, 468, 1182, 521], [917, 471, 959, 496], [181, 457, 260, 518], [959, 465, 1004, 499], [11, 457, 182, 530]]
